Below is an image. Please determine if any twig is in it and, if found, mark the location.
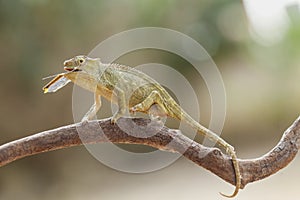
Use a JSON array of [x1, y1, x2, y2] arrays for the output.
[[0, 117, 299, 189]]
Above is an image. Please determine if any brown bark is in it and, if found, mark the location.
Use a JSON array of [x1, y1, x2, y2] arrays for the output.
[[0, 117, 299, 189]]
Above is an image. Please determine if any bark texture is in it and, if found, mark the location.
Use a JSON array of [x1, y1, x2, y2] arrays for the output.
[[0, 117, 299, 189]]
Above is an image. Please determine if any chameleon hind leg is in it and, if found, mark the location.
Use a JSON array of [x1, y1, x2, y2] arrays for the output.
[[130, 90, 168, 118], [132, 91, 241, 197]]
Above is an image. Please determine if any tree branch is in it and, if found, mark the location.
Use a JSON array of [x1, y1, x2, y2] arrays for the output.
[[0, 117, 299, 189]]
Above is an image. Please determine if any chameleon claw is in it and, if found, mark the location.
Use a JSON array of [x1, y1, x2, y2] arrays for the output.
[[80, 115, 92, 126], [111, 107, 127, 124], [111, 113, 121, 124], [81, 116, 89, 122], [111, 117, 117, 124], [80, 119, 89, 126]]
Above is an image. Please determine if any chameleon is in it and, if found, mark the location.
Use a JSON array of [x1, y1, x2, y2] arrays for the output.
[[43, 55, 241, 197]]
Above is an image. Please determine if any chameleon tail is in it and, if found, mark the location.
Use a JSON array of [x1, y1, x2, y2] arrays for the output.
[[169, 104, 241, 198]]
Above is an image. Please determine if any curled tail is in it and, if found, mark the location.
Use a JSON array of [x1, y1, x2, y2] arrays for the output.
[[169, 103, 241, 198]]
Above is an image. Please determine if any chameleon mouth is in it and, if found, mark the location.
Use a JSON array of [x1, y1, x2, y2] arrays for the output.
[[64, 67, 81, 72]]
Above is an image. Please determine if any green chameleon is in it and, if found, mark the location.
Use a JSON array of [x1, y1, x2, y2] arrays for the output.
[[43, 55, 241, 197]]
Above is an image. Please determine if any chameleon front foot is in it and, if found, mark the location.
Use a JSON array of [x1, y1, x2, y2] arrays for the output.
[[111, 109, 126, 124], [111, 114, 120, 124], [81, 94, 102, 122], [81, 108, 98, 122], [81, 113, 95, 122]]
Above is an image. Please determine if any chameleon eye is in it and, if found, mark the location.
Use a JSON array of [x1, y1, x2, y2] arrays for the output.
[[79, 59, 84, 64]]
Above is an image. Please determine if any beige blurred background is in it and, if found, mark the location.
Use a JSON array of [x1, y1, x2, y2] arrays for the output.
[[0, 0, 299, 199]]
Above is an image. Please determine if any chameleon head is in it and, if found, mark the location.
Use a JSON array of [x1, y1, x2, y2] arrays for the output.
[[63, 55, 86, 71], [63, 55, 100, 74]]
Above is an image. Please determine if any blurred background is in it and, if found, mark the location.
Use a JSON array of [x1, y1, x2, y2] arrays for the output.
[[0, 0, 300, 199]]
